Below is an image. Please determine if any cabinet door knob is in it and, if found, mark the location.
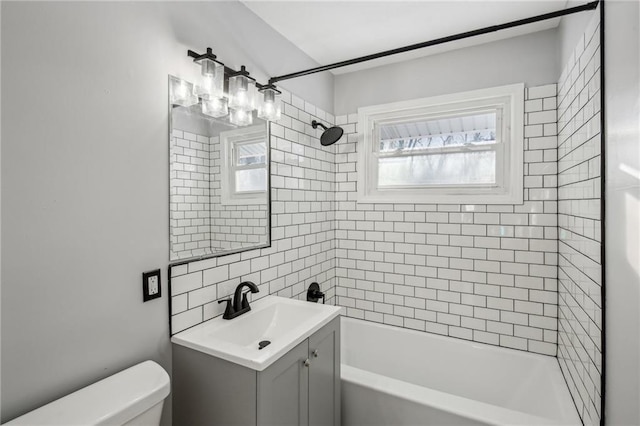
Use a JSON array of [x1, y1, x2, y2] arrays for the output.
[[312, 349, 319, 358], [303, 358, 310, 367]]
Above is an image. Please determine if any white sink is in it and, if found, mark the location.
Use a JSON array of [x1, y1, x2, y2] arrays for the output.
[[171, 295, 342, 371]]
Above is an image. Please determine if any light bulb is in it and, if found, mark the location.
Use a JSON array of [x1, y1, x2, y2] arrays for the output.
[[257, 87, 282, 121], [229, 108, 253, 126], [229, 74, 256, 112], [202, 97, 228, 118], [199, 58, 223, 99], [170, 77, 198, 107]]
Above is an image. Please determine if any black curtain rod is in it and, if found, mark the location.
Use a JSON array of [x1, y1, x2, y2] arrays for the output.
[[269, 0, 599, 84]]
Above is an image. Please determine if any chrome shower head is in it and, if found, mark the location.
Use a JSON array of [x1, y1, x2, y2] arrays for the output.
[[311, 120, 344, 146]]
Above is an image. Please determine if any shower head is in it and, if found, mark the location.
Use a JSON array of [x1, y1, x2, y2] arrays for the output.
[[311, 120, 344, 146]]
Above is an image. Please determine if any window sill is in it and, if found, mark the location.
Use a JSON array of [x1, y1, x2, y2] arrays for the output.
[[357, 188, 523, 205], [220, 196, 267, 206]]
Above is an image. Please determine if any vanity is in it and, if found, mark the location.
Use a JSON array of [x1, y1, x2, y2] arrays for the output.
[[172, 295, 342, 425]]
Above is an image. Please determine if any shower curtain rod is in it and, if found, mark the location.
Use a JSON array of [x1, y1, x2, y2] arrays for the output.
[[268, 0, 599, 84]]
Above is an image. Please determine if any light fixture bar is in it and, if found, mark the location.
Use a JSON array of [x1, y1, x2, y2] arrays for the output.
[[268, 0, 599, 84], [188, 49, 268, 86], [188, 48, 214, 60]]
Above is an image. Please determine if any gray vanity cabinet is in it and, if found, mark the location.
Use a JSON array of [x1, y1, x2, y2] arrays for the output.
[[173, 316, 341, 426], [257, 339, 309, 425], [308, 319, 341, 426]]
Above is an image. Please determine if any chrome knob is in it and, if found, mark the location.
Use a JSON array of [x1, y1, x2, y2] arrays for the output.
[[303, 358, 310, 367], [313, 350, 319, 358]]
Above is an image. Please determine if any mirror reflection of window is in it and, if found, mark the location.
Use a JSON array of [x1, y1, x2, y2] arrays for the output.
[[221, 125, 268, 205], [233, 139, 267, 194]]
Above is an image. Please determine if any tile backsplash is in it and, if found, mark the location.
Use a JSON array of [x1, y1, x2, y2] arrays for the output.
[[556, 11, 602, 426]]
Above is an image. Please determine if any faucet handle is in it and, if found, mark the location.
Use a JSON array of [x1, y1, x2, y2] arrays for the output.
[[218, 298, 234, 319], [241, 292, 251, 310]]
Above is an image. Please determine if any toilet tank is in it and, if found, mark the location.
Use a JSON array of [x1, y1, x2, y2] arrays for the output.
[[5, 361, 170, 426]]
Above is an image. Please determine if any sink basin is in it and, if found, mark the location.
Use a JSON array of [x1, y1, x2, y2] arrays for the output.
[[171, 295, 342, 371]]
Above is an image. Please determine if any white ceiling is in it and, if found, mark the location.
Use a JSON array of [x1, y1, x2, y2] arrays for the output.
[[243, 0, 581, 74]]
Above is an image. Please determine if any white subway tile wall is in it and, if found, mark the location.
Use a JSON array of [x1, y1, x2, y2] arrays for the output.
[[334, 84, 559, 356], [169, 81, 606, 421], [209, 135, 269, 251], [170, 84, 563, 359], [170, 129, 212, 259], [557, 12, 602, 426], [170, 92, 338, 334]]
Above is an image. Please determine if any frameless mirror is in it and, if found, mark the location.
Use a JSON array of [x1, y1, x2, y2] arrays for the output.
[[169, 75, 270, 262]]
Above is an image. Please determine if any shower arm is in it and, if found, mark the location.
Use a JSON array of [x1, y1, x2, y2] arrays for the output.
[[311, 120, 328, 131], [268, 0, 599, 85]]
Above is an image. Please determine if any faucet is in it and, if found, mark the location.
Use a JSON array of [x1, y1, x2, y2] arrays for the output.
[[217, 281, 259, 320]]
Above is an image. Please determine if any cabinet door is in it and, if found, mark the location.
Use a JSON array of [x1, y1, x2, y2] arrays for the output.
[[257, 339, 309, 426], [308, 317, 341, 426]]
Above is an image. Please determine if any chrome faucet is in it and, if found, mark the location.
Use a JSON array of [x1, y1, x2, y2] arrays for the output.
[[217, 281, 259, 320]]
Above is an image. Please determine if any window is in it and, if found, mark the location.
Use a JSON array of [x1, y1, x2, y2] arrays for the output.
[[357, 84, 524, 204], [220, 125, 268, 205]]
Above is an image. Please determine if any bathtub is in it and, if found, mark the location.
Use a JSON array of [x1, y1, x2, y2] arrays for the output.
[[341, 317, 580, 426]]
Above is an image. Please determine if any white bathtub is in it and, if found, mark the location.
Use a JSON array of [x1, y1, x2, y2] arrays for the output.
[[341, 317, 580, 426]]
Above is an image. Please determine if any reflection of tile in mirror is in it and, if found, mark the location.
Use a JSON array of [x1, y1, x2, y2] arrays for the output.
[[169, 88, 270, 262]]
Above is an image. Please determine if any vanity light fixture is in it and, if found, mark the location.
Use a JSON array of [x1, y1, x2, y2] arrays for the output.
[[187, 48, 282, 126]]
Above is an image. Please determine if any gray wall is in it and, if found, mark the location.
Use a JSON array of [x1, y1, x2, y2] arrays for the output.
[[333, 28, 559, 115], [605, 1, 640, 424], [0, 0, 3, 416], [0, 1, 331, 423]]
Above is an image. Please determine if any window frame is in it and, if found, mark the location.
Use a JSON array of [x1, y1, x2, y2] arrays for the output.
[[357, 84, 524, 205], [220, 124, 268, 206]]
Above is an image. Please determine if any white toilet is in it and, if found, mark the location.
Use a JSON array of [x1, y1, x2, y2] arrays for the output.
[[5, 360, 170, 425]]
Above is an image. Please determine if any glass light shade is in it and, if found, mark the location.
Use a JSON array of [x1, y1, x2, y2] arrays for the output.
[[170, 78, 198, 107], [228, 74, 257, 112], [258, 88, 282, 121], [229, 108, 253, 127], [200, 58, 224, 99], [202, 97, 228, 118]]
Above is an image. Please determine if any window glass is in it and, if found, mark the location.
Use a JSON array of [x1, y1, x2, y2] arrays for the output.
[[236, 168, 267, 193], [378, 151, 496, 187], [236, 141, 266, 167], [379, 112, 497, 153], [377, 111, 498, 187]]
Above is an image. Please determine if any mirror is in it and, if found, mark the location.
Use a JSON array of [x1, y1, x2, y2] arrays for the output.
[[169, 75, 270, 262]]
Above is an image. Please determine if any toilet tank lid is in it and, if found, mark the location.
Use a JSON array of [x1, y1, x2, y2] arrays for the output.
[[5, 360, 170, 426]]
